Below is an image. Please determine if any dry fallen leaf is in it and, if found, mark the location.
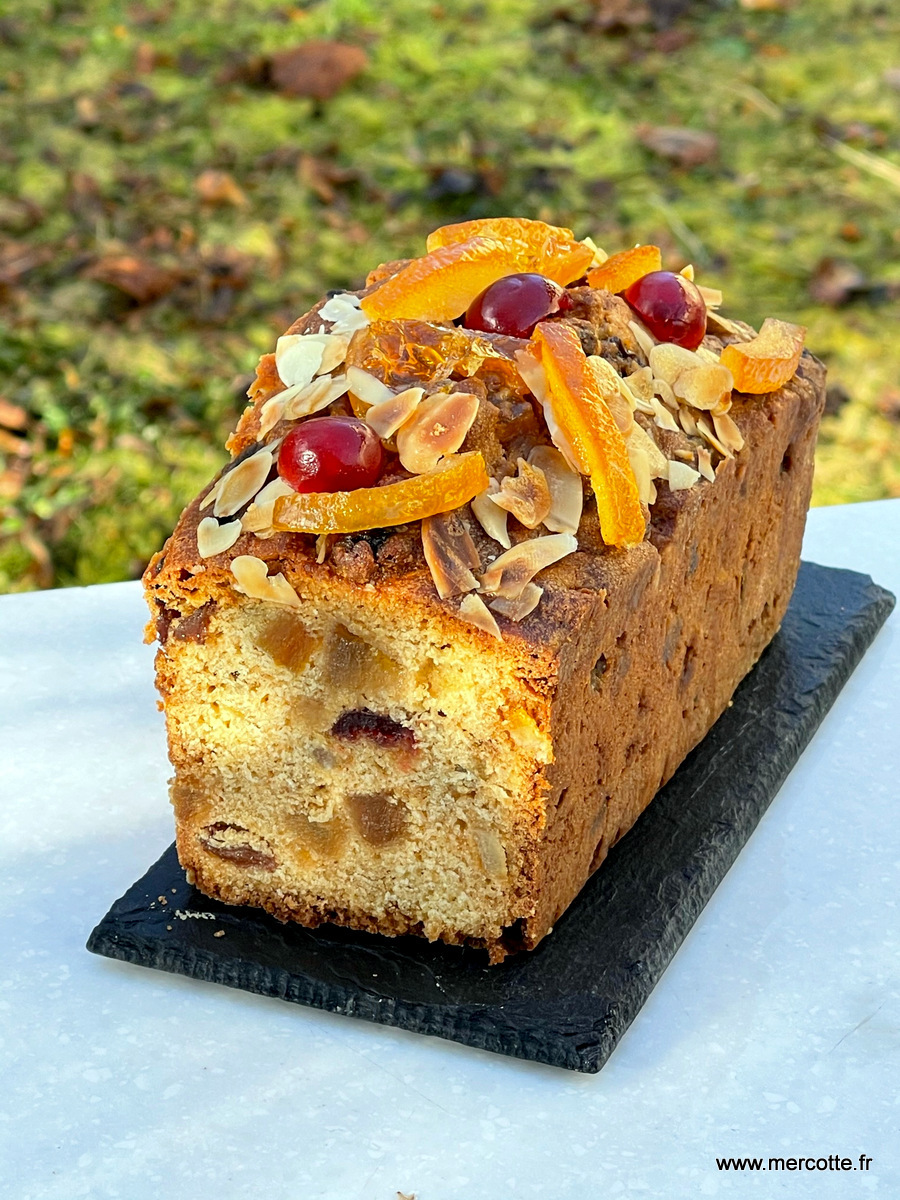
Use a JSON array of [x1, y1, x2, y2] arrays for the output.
[[195, 168, 248, 208], [85, 254, 182, 303], [636, 124, 718, 168], [269, 41, 368, 101]]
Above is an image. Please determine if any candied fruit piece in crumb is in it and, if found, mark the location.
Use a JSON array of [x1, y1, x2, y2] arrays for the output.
[[282, 812, 346, 859], [324, 625, 401, 693], [257, 612, 321, 672], [330, 707, 416, 752], [346, 792, 409, 846]]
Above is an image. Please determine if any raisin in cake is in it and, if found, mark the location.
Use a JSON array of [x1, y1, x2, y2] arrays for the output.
[[144, 219, 824, 962]]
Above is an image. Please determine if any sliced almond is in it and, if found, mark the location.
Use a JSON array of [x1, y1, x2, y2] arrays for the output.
[[479, 533, 577, 600], [648, 343, 704, 388], [706, 311, 753, 339], [490, 459, 552, 530], [515, 347, 581, 472], [421, 510, 481, 600], [315, 534, 330, 564], [345, 365, 393, 410], [678, 406, 699, 437], [471, 480, 511, 549], [698, 285, 723, 310], [712, 410, 745, 454], [650, 397, 680, 432], [697, 446, 715, 482], [231, 554, 300, 607], [257, 393, 287, 440], [653, 377, 678, 409], [627, 421, 668, 478], [242, 477, 295, 534], [197, 516, 242, 558], [365, 386, 424, 439], [674, 363, 734, 411], [627, 442, 652, 507], [396, 391, 480, 474], [623, 365, 654, 404], [489, 581, 543, 622], [680, 263, 695, 281], [696, 415, 733, 458], [283, 372, 350, 421], [275, 333, 349, 389], [214, 447, 273, 518], [318, 293, 370, 336], [627, 318, 657, 360], [458, 593, 502, 641], [581, 235, 608, 269], [667, 460, 701, 491], [527, 445, 583, 535]]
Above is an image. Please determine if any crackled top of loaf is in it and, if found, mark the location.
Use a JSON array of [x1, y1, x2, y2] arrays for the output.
[[144, 220, 817, 654]]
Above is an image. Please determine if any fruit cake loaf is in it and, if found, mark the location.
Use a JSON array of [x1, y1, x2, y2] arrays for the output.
[[144, 219, 824, 962]]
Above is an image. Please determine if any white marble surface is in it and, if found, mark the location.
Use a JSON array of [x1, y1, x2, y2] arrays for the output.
[[1, 499, 898, 1200]]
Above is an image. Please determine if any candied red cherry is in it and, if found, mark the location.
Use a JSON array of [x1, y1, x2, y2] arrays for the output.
[[464, 272, 574, 340], [278, 416, 384, 494], [622, 270, 707, 350]]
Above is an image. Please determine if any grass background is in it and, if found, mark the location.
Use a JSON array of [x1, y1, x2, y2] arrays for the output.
[[1, 0, 899, 592]]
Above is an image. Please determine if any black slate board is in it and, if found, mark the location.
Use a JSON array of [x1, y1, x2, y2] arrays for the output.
[[88, 562, 895, 1073]]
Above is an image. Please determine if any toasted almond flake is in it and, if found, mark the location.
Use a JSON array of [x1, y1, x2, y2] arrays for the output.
[[653, 377, 678, 408], [680, 263, 695, 281], [200, 478, 221, 510], [490, 458, 552, 530], [712, 410, 745, 453], [479, 533, 577, 600], [648, 343, 704, 387], [527, 445, 583, 535], [241, 477, 294, 533], [489, 581, 543, 621], [346, 365, 394, 411], [624, 365, 654, 403], [257, 393, 287, 439], [627, 443, 652, 506], [515, 347, 581, 472], [231, 554, 300, 607], [197, 515, 242, 558], [275, 334, 326, 389], [698, 285, 723, 310], [318, 293, 370, 336], [581, 235, 608, 269], [667, 460, 701, 490], [695, 346, 721, 365], [627, 318, 657, 359], [458, 593, 502, 640], [283, 373, 350, 420], [697, 446, 715, 481], [471, 480, 511, 548], [650, 397, 680, 432], [396, 391, 480, 474], [214, 447, 273, 518], [674, 363, 734, 411], [315, 534, 330, 564], [648, 478, 657, 505], [678, 406, 699, 436], [319, 334, 351, 375], [707, 311, 754, 339], [421, 510, 481, 600], [626, 421, 668, 478], [365, 386, 424, 439], [696, 415, 732, 458]]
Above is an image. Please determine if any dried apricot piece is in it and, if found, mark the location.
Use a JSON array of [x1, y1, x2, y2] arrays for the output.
[[426, 217, 594, 286], [532, 323, 645, 548], [272, 452, 489, 534], [719, 318, 806, 394], [587, 244, 662, 294]]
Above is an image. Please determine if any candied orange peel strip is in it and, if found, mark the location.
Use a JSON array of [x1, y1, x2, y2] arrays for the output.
[[361, 225, 593, 324], [532, 323, 645, 548], [425, 217, 593, 285], [272, 452, 489, 534], [587, 244, 662, 294], [719, 318, 806, 395]]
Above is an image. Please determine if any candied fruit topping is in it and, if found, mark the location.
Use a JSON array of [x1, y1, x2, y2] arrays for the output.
[[425, 217, 594, 285], [464, 273, 574, 339], [587, 244, 662, 295], [622, 270, 707, 350], [272, 452, 489, 534], [719, 318, 806, 394], [346, 318, 525, 389], [346, 792, 409, 846], [360, 229, 592, 324], [278, 416, 384, 494], [532, 322, 645, 548]]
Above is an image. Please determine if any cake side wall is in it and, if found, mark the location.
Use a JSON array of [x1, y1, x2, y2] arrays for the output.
[[520, 360, 826, 949]]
